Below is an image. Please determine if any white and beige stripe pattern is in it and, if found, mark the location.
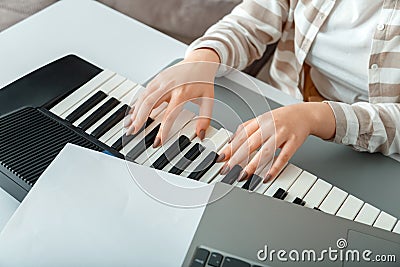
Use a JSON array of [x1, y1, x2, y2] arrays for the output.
[[187, 0, 400, 155]]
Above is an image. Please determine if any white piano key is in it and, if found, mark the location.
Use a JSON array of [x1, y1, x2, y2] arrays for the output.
[[181, 128, 231, 177], [373, 211, 397, 231], [200, 153, 227, 184], [253, 161, 276, 194], [86, 104, 122, 134], [354, 203, 380, 225], [105, 125, 130, 147], [85, 81, 138, 134], [162, 127, 218, 172], [97, 85, 146, 143], [207, 153, 275, 186], [92, 84, 149, 137], [209, 171, 226, 184], [101, 120, 125, 144], [142, 120, 198, 166], [135, 110, 195, 164], [50, 69, 115, 116], [318, 187, 348, 214], [199, 142, 234, 184], [231, 151, 257, 187], [285, 171, 317, 203], [107, 102, 168, 150], [60, 74, 126, 119], [264, 164, 302, 197], [393, 221, 400, 234], [120, 110, 166, 155], [303, 179, 332, 209], [102, 95, 165, 146], [336, 195, 364, 220], [235, 180, 247, 188], [109, 80, 137, 99], [204, 128, 232, 151], [72, 79, 132, 127]]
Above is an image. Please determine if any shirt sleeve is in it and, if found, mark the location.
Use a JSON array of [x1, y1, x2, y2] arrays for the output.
[[186, 0, 289, 76], [326, 101, 400, 155]]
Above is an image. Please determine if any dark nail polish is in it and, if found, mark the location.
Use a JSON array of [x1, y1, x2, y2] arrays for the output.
[[153, 137, 161, 148], [220, 164, 230, 175], [264, 174, 272, 183], [216, 153, 225, 162], [238, 170, 248, 182], [199, 129, 205, 140]]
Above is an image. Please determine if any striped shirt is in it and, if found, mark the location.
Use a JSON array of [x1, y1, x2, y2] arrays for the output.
[[186, 0, 400, 155]]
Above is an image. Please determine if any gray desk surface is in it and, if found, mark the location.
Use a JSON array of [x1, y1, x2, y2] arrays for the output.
[[0, 0, 399, 232]]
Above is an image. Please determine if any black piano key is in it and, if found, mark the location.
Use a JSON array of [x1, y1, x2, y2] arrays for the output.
[[242, 178, 251, 190], [126, 124, 161, 162], [169, 143, 205, 175], [190, 248, 210, 267], [208, 252, 223, 267], [187, 151, 218, 181], [293, 197, 306, 206], [91, 104, 130, 138], [151, 135, 191, 170], [221, 165, 242, 185], [221, 257, 250, 267], [65, 91, 107, 123], [272, 188, 287, 200], [249, 174, 262, 191], [111, 117, 154, 151], [241, 174, 262, 191], [78, 97, 120, 130]]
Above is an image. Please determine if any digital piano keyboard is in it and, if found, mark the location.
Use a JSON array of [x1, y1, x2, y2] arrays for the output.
[[0, 55, 399, 237]]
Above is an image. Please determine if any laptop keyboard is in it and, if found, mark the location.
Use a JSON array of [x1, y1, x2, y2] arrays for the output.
[[190, 247, 268, 267]]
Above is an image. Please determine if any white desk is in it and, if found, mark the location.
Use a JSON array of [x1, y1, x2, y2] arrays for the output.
[[0, 0, 296, 231]]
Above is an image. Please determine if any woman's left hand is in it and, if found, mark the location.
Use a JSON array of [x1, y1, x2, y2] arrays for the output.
[[217, 102, 337, 182]]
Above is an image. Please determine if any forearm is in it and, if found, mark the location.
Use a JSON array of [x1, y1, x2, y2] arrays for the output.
[[307, 102, 336, 140], [184, 48, 221, 64], [326, 101, 400, 155], [273, 102, 336, 140]]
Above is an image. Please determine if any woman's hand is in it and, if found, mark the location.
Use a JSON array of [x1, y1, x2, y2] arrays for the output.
[[218, 102, 336, 182], [125, 48, 220, 147]]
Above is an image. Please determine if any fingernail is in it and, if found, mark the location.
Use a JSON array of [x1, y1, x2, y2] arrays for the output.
[[264, 174, 272, 183], [220, 164, 230, 175], [129, 106, 135, 114], [127, 126, 135, 136], [238, 170, 248, 182], [153, 137, 161, 148], [123, 118, 131, 128], [216, 153, 225, 162], [199, 129, 205, 140]]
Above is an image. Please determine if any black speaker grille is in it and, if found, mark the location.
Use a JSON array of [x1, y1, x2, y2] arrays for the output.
[[0, 107, 103, 186]]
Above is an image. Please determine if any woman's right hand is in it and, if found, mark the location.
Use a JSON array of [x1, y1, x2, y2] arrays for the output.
[[124, 48, 221, 147]]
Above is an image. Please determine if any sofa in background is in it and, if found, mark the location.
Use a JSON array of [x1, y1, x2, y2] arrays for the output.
[[0, 0, 272, 78]]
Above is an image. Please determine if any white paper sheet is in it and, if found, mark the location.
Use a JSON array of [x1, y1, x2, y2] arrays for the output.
[[0, 144, 214, 267], [0, 187, 19, 232]]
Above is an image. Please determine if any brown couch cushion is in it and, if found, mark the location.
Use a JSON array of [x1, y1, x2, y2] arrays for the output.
[[99, 0, 241, 43], [0, 0, 56, 31]]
